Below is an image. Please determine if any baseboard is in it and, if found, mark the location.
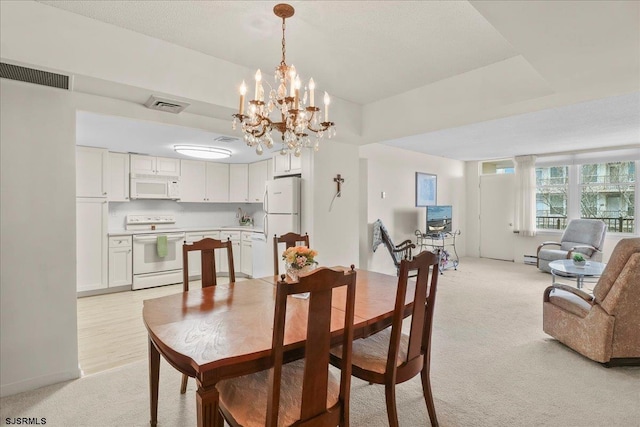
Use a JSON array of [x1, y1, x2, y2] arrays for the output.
[[0, 368, 81, 397]]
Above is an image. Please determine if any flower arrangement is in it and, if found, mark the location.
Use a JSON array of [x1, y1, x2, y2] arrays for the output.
[[282, 246, 318, 270]]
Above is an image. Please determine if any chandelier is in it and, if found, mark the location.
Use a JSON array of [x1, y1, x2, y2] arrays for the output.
[[232, 3, 336, 157]]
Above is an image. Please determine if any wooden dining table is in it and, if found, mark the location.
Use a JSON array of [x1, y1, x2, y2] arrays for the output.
[[143, 268, 413, 427]]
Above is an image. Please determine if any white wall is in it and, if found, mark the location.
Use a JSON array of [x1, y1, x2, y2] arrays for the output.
[[0, 80, 79, 396], [360, 144, 466, 275], [310, 142, 360, 269]]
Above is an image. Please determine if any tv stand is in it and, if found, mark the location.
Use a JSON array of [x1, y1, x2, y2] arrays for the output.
[[415, 229, 461, 274]]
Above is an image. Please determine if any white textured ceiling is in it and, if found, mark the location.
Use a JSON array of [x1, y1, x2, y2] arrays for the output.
[[37, 0, 517, 105], [17, 1, 640, 160], [382, 92, 640, 161]]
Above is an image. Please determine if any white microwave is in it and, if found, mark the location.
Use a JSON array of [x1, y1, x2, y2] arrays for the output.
[[130, 174, 180, 200]]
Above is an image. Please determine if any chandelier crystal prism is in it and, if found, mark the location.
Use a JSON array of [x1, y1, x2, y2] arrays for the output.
[[232, 3, 336, 157]]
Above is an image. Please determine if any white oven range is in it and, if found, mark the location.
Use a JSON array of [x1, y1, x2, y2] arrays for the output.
[[126, 214, 185, 290]]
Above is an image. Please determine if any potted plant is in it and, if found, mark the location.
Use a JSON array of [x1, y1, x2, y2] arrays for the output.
[[572, 253, 586, 267]]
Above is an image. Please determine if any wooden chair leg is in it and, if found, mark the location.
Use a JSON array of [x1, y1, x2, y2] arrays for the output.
[[421, 369, 439, 427], [149, 339, 160, 427], [180, 374, 188, 394], [384, 383, 399, 427]]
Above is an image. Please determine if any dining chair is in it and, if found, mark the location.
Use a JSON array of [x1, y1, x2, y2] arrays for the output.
[[216, 266, 357, 427], [180, 237, 235, 394], [330, 251, 441, 427], [273, 232, 310, 276]]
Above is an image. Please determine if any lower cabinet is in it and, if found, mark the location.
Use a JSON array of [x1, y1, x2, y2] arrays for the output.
[[77, 198, 108, 292], [219, 231, 241, 275], [108, 236, 132, 287], [241, 232, 253, 277]]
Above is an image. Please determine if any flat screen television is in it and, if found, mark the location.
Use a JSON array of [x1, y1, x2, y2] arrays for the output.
[[426, 205, 452, 234]]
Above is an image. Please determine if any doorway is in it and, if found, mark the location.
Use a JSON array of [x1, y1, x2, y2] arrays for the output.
[[480, 174, 516, 261]]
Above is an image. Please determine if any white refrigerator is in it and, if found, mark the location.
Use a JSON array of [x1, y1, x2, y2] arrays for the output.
[[256, 176, 301, 278]]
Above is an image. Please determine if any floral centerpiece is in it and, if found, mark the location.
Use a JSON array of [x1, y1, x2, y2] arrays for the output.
[[282, 246, 318, 280]]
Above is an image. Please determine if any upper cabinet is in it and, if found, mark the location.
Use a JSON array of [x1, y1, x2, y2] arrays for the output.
[[248, 160, 269, 203], [77, 146, 108, 198], [206, 162, 230, 202], [131, 154, 180, 176], [107, 152, 130, 202], [273, 152, 302, 177], [229, 164, 249, 203], [180, 160, 230, 203], [180, 159, 207, 202]]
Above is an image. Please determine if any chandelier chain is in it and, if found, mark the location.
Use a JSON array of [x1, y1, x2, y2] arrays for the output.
[[281, 17, 287, 66]]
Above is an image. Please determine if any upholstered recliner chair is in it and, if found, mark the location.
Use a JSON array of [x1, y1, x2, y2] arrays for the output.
[[543, 237, 640, 365], [537, 219, 607, 273]]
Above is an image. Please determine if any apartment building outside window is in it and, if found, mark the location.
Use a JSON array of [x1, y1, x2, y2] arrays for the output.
[[536, 161, 637, 233]]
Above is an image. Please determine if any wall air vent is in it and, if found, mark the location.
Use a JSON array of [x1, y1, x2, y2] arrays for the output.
[[0, 62, 69, 90], [144, 95, 190, 114], [214, 136, 239, 143]]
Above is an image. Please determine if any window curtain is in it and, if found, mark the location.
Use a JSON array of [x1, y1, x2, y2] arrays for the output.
[[514, 155, 537, 237]]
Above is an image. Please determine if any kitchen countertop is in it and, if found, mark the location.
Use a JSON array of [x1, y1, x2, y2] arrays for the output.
[[108, 226, 263, 236]]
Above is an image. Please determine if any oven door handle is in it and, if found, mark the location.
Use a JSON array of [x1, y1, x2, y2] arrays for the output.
[[133, 233, 185, 242]]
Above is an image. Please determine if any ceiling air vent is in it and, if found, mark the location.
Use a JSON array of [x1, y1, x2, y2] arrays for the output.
[[214, 136, 239, 143], [144, 95, 190, 114], [0, 62, 69, 90]]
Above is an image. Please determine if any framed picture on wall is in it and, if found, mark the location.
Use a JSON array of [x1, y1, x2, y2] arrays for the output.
[[415, 172, 437, 207]]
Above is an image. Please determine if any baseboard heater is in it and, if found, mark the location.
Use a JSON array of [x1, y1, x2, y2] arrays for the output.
[[524, 255, 537, 265]]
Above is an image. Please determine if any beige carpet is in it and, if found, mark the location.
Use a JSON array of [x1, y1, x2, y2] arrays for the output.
[[1, 257, 639, 426]]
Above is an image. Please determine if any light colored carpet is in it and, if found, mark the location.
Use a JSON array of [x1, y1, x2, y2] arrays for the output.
[[1, 258, 639, 426]]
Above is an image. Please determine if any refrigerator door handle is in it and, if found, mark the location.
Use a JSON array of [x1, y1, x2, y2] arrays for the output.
[[263, 186, 269, 213], [263, 214, 268, 239]]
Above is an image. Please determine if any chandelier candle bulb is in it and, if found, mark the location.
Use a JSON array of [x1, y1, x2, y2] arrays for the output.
[[324, 91, 330, 122], [239, 81, 246, 115], [294, 76, 301, 110], [254, 69, 262, 100], [309, 78, 315, 106], [289, 65, 297, 96]]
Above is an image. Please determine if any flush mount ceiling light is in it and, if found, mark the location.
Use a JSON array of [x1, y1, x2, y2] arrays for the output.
[[232, 3, 336, 157], [174, 145, 232, 160]]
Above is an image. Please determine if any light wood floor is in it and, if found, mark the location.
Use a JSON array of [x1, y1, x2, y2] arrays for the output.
[[77, 279, 236, 376]]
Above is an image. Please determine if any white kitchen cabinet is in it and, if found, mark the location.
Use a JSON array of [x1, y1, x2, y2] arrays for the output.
[[206, 162, 230, 202], [180, 160, 207, 202], [77, 146, 108, 198], [229, 164, 249, 202], [248, 160, 269, 203], [77, 198, 108, 292], [185, 231, 220, 280], [219, 231, 241, 275], [108, 236, 132, 287], [107, 152, 130, 202], [180, 160, 229, 203], [272, 152, 302, 177], [240, 232, 253, 277], [131, 154, 180, 176]]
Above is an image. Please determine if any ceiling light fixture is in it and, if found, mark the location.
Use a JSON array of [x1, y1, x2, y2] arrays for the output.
[[174, 145, 232, 160], [232, 3, 336, 157]]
